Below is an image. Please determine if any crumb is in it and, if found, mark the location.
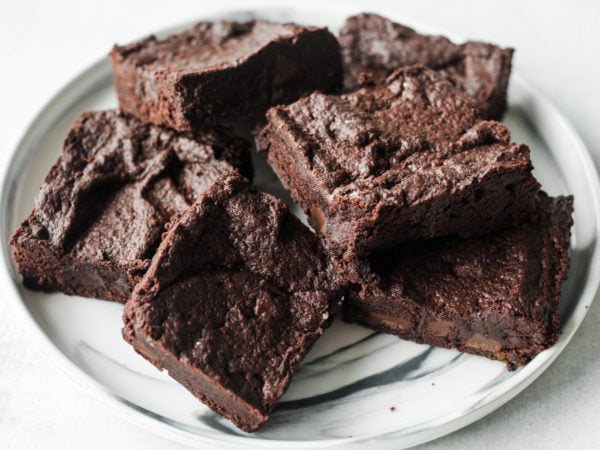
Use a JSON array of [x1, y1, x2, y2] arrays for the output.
[[390, 406, 396, 412], [431, 382, 435, 386]]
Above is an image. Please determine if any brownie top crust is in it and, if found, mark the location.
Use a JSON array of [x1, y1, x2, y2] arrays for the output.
[[258, 65, 533, 223], [11, 109, 249, 270], [338, 13, 513, 119], [123, 173, 341, 427], [114, 21, 317, 72], [358, 192, 573, 322]]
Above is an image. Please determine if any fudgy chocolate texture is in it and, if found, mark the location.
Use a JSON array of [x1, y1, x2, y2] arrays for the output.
[[9, 109, 251, 303], [344, 193, 573, 370], [111, 20, 343, 130], [122, 173, 341, 432], [338, 13, 513, 119], [256, 65, 539, 279]]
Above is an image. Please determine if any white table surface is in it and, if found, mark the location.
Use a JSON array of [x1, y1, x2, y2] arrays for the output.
[[1, 0, 599, 448]]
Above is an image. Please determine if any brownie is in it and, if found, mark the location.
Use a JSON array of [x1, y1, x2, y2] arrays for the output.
[[111, 20, 343, 130], [123, 172, 341, 431], [344, 193, 573, 370], [338, 13, 513, 119], [9, 109, 251, 303], [256, 65, 540, 280]]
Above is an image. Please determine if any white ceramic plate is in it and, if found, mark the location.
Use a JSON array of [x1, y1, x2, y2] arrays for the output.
[[1, 7, 600, 450]]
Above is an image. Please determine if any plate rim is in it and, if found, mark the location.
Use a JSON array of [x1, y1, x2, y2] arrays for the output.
[[1, 7, 600, 449]]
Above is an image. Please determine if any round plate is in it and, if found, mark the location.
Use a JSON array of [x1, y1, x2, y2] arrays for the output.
[[1, 7, 599, 450]]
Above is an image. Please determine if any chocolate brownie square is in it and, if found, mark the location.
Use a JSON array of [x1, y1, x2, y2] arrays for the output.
[[123, 173, 341, 431], [9, 109, 251, 303], [344, 193, 573, 370], [339, 13, 513, 119], [256, 65, 540, 278], [111, 20, 343, 130]]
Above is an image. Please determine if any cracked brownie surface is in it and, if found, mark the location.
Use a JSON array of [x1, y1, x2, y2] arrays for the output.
[[9, 109, 251, 302], [123, 172, 341, 431]]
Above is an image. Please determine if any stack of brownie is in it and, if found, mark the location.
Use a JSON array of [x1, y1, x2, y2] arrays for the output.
[[257, 14, 572, 370], [9, 13, 574, 432]]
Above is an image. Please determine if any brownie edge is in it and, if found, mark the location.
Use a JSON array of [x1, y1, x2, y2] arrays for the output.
[[123, 172, 341, 431]]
